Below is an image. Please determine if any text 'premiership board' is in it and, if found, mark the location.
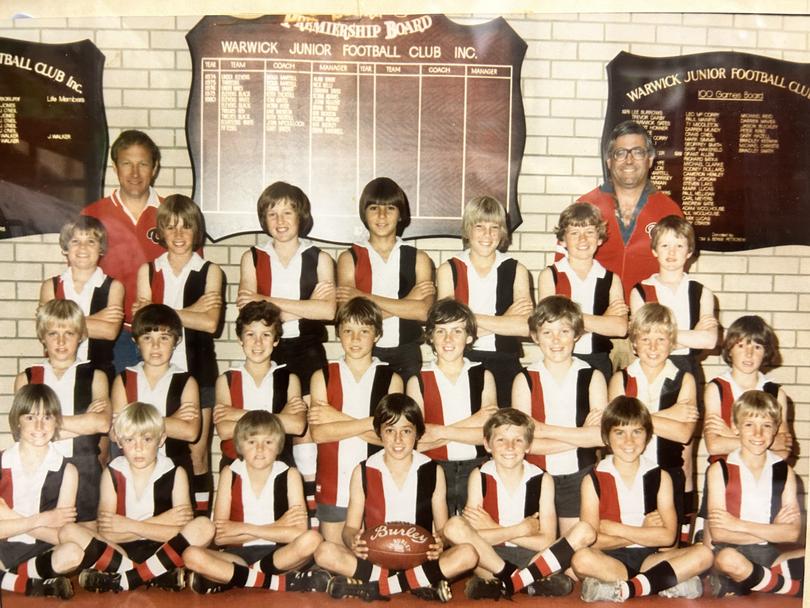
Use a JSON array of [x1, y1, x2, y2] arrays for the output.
[[605, 51, 810, 252], [186, 14, 527, 243]]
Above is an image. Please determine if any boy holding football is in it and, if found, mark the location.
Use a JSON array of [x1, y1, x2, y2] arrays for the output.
[[314, 394, 477, 602]]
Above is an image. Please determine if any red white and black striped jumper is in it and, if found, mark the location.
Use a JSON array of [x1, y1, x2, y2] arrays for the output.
[[219, 363, 293, 468], [50, 268, 115, 377], [25, 361, 101, 522], [314, 360, 393, 508]]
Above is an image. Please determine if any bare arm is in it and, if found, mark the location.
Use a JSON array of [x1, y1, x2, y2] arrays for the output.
[[460, 468, 544, 550], [276, 374, 307, 436], [533, 370, 607, 448], [431, 465, 450, 533], [342, 465, 367, 554], [675, 286, 718, 350], [213, 373, 240, 441], [38, 277, 56, 307], [707, 462, 801, 545], [537, 266, 556, 302], [215, 467, 308, 545], [307, 369, 375, 443], [110, 374, 127, 419], [237, 249, 261, 308], [175, 263, 223, 334], [512, 372, 577, 454], [650, 373, 698, 444], [628, 287, 644, 315], [164, 376, 201, 443], [13, 371, 27, 393], [610, 369, 698, 444], [596, 470, 677, 548], [770, 388, 793, 459], [97, 467, 193, 543], [337, 249, 435, 321], [436, 262, 454, 300], [60, 370, 111, 438], [607, 370, 626, 401], [132, 263, 153, 317], [414, 372, 497, 450], [86, 279, 125, 340], [580, 473, 631, 550], [0, 463, 79, 543], [474, 263, 533, 338], [583, 274, 628, 338], [703, 382, 740, 456], [238, 249, 336, 321]]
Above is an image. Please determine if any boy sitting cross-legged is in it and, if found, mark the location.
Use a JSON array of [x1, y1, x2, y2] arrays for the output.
[[61, 402, 213, 593], [0, 385, 82, 599], [707, 389, 803, 598], [442, 408, 596, 600], [183, 410, 328, 594], [314, 394, 478, 602], [571, 396, 713, 602]]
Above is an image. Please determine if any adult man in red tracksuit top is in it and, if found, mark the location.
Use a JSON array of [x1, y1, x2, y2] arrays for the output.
[[82, 130, 165, 373], [577, 121, 683, 303]]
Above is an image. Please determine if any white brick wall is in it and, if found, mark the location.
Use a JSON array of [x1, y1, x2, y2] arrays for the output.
[[1, 12, 808, 495]]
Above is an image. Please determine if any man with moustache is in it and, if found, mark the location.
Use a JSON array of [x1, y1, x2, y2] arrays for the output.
[[577, 120, 683, 303]]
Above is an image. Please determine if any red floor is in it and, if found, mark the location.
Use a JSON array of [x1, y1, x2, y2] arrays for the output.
[[0, 577, 803, 607]]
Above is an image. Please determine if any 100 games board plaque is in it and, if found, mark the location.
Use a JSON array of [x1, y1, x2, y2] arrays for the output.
[[605, 51, 810, 251]]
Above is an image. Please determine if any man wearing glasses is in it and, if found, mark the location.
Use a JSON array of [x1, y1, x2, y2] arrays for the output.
[[577, 120, 683, 302]]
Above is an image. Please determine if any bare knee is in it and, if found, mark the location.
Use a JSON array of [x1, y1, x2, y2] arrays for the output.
[[571, 548, 598, 578], [53, 541, 84, 574], [296, 529, 324, 555], [441, 543, 478, 576], [183, 516, 215, 545], [183, 546, 208, 571], [715, 548, 749, 579], [442, 516, 470, 546], [692, 545, 715, 572], [567, 521, 596, 549], [314, 541, 345, 572], [58, 522, 91, 546]]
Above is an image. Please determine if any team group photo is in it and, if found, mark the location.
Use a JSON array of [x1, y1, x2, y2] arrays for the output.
[[0, 3, 807, 607]]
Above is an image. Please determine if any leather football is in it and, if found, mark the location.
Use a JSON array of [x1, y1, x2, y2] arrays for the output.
[[361, 521, 432, 570]]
